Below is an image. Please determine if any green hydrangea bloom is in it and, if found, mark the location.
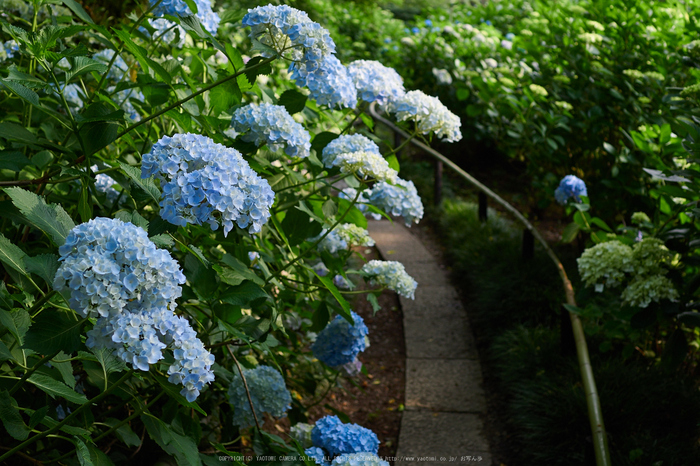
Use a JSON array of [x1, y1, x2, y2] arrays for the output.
[[631, 238, 672, 275], [631, 212, 650, 224], [621, 275, 679, 308], [577, 241, 634, 291]]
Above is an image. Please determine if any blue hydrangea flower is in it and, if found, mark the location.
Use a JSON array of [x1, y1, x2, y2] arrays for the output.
[[347, 60, 405, 106], [91, 165, 119, 202], [93, 49, 129, 82], [311, 415, 380, 457], [321, 135, 396, 182], [322, 135, 380, 166], [55, 218, 214, 401], [339, 357, 362, 376], [361, 260, 417, 299], [108, 86, 144, 122], [146, 18, 187, 48], [506, 32, 515, 40], [554, 175, 587, 204], [315, 224, 375, 254], [141, 133, 275, 235], [368, 178, 424, 227], [389, 90, 462, 142], [63, 84, 83, 108], [333, 274, 351, 290], [2, 40, 19, 61], [312, 312, 368, 367], [338, 187, 374, 216], [290, 55, 357, 109], [305, 446, 330, 466], [242, 5, 335, 67], [231, 103, 311, 158], [331, 453, 389, 466], [227, 365, 292, 428], [149, 0, 220, 35], [54, 217, 185, 319]]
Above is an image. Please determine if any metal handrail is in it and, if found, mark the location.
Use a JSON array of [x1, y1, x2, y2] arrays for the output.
[[369, 103, 612, 466]]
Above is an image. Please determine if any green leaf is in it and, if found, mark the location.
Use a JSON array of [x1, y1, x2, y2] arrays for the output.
[[386, 154, 400, 173], [75, 437, 93, 466], [336, 198, 368, 229], [311, 131, 339, 155], [113, 30, 172, 83], [367, 293, 381, 314], [28, 405, 48, 429], [0, 150, 32, 171], [142, 415, 203, 466], [91, 347, 127, 379], [322, 199, 337, 218], [1, 79, 40, 106], [0, 233, 29, 276], [278, 89, 307, 114], [677, 311, 700, 328], [0, 340, 14, 361], [562, 304, 584, 315], [78, 182, 92, 222], [209, 73, 242, 116], [0, 391, 30, 440], [560, 222, 580, 243], [310, 302, 330, 332], [590, 217, 613, 232], [602, 142, 616, 155], [66, 57, 108, 83], [221, 255, 264, 286], [153, 374, 207, 416], [27, 373, 88, 404], [243, 56, 272, 86], [220, 282, 269, 307], [314, 272, 351, 322], [61, 0, 95, 24], [359, 113, 374, 131], [183, 0, 199, 14], [0, 122, 37, 145], [25, 254, 59, 285], [0, 309, 31, 346], [105, 418, 141, 447], [281, 207, 323, 246], [52, 351, 76, 388], [5, 67, 49, 90], [3, 187, 75, 246], [119, 163, 161, 205], [213, 265, 245, 286]]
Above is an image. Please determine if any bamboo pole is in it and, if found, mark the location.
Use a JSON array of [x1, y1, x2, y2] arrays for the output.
[[369, 103, 612, 466]]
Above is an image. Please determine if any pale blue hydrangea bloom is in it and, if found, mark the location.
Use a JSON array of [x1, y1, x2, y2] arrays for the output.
[[339, 357, 362, 376], [231, 103, 311, 158], [291, 423, 315, 448], [312, 312, 368, 367], [368, 178, 424, 227], [577, 241, 634, 291], [146, 18, 187, 48], [242, 5, 335, 67], [149, 0, 220, 35], [621, 275, 679, 308], [322, 135, 381, 167], [361, 260, 417, 299], [389, 89, 462, 141], [142, 133, 275, 235], [227, 365, 292, 428], [93, 49, 129, 82], [290, 55, 357, 109], [332, 453, 389, 466], [554, 175, 587, 204], [305, 446, 330, 466], [389, 90, 462, 142], [333, 274, 351, 290], [347, 60, 405, 106], [432, 68, 453, 85], [55, 218, 214, 401], [321, 135, 396, 182], [311, 415, 380, 457], [2, 40, 19, 61], [313, 261, 330, 276], [109, 86, 144, 122], [90, 165, 119, 202], [316, 224, 375, 254]]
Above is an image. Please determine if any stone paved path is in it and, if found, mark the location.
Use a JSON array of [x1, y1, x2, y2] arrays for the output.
[[367, 220, 492, 466]]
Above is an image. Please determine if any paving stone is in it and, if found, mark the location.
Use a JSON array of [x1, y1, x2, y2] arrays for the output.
[[404, 313, 477, 359], [367, 220, 434, 263], [399, 286, 463, 320], [395, 411, 491, 463], [405, 359, 486, 413], [399, 260, 451, 287]]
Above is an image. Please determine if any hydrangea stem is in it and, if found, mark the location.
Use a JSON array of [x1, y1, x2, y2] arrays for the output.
[[227, 345, 262, 433], [369, 103, 612, 466]]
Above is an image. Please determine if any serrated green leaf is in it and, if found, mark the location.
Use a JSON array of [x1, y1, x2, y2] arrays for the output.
[[5, 67, 49, 90], [0, 150, 32, 171], [243, 56, 271, 85], [281, 207, 323, 246], [120, 162, 161, 205], [0, 340, 14, 361], [0, 122, 37, 145], [91, 347, 126, 378], [0, 309, 30, 346], [25, 253, 59, 285], [0, 233, 29, 276], [142, 415, 202, 466], [220, 281, 269, 307], [23, 311, 83, 354], [213, 265, 245, 286], [278, 89, 307, 114], [27, 373, 88, 404], [0, 391, 30, 440], [311, 132, 340, 155], [28, 405, 48, 429], [113, 30, 171, 83], [3, 187, 75, 246], [75, 436, 93, 466], [60, 0, 95, 24], [1, 79, 39, 106], [221, 255, 264, 286], [66, 56, 108, 82], [52, 351, 76, 388], [209, 73, 242, 116]]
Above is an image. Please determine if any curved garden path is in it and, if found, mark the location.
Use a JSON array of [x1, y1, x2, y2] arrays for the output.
[[367, 219, 492, 465]]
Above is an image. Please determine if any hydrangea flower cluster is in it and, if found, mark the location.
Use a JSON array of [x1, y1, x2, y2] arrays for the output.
[[312, 312, 368, 367], [621, 275, 679, 308], [389, 90, 462, 143], [2, 40, 19, 61], [338, 187, 372, 215], [147, 18, 187, 48], [321, 135, 396, 182], [316, 224, 375, 254], [322, 135, 380, 166], [290, 55, 358, 109], [347, 60, 405, 106], [368, 179, 424, 226], [309, 415, 380, 457], [141, 133, 275, 235], [149, 0, 220, 35], [577, 241, 634, 291], [361, 260, 417, 299], [90, 165, 119, 202], [333, 274, 352, 290], [227, 365, 292, 428], [54, 218, 214, 401], [93, 49, 129, 82], [230, 103, 311, 158], [631, 211, 651, 225], [306, 447, 330, 465], [331, 453, 389, 466], [555, 175, 588, 204]]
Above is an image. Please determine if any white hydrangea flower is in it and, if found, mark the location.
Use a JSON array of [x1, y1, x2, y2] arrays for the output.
[[388, 90, 462, 143], [577, 241, 635, 291], [621, 275, 679, 308], [361, 260, 417, 299]]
